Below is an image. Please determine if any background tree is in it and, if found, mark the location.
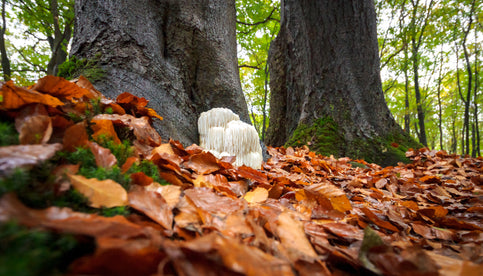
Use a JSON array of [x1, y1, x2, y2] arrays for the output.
[[0, 0, 10, 81], [266, 0, 419, 165], [70, 0, 250, 146]]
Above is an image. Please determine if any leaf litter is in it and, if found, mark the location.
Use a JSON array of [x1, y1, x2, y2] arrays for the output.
[[0, 77, 482, 275]]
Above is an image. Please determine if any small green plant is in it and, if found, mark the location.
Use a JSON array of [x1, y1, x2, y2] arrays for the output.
[[0, 220, 94, 276], [95, 135, 134, 166], [128, 160, 168, 185], [0, 121, 19, 146]]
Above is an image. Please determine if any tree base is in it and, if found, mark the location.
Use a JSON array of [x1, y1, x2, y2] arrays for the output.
[[285, 117, 421, 166]]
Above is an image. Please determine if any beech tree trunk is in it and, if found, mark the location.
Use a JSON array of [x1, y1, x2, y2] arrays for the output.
[[267, 0, 416, 165], [71, 0, 249, 146]]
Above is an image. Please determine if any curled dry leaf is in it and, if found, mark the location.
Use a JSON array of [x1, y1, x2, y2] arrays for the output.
[[63, 122, 89, 152], [0, 193, 145, 239], [130, 172, 154, 186], [91, 119, 121, 144], [68, 174, 128, 208], [1, 80, 64, 109], [116, 92, 163, 120], [128, 185, 174, 230], [32, 75, 96, 100], [0, 143, 62, 177], [88, 141, 117, 169], [184, 152, 221, 174], [92, 114, 162, 147]]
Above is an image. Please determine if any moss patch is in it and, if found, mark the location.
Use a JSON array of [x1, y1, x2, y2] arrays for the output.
[[57, 53, 105, 81], [285, 116, 421, 166]]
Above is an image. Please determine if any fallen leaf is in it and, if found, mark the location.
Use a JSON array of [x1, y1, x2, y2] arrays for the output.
[[244, 187, 269, 203], [0, 193, 146, 239], [360, 207, 399, 232], [88, 141, 117, 169], [128, 185, 173, 230], [130, 172, 154, 186], [0, 80, 64, 109], [275, 212, 318, 262], [32, 75, 96, 100], [116, 92, 163, 120], [63, 122, 89, 151], [68, 174, 128, 208], [184, 152, 220, 174], [91, 119, 121, 144], [15, 104, 52, 144], [0, 143, 62, 177]]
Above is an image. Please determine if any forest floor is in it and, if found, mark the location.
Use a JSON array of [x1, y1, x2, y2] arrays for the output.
[[0, 77, 482, 276]]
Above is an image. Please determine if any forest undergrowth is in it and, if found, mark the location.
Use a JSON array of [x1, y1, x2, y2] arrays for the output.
[[0, 76, 481, 275]]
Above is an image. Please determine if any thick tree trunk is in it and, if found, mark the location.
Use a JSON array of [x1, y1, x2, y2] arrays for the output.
[[266, 0, 417, 165], [71, 0, 249, 146]]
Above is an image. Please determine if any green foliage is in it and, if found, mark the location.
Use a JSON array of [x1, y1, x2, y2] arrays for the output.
[[0, 121, 19, 146], [236, 0, 280, 140], [0, 169, 30, 197], [58, 54, 106, 82], [0, 220, 93, 276]]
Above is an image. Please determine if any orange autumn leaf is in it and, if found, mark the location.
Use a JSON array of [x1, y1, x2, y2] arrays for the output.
[[72, 75, 102, 98], [306, 183, 352, 213], [128, 185, 173, 230], [130, 172, 154, 186], [33, 75, 96, 100], [63, 122, 89, 152], [116, 92, 163, 120], [90, 118, 121, 144], [244, 187, 269, 203], [360, 207, 399, 232], [0, 80, 64, 109], [68, 174, 128, 208], [92, 114, 162, 147], [184, 152, 221, 174]]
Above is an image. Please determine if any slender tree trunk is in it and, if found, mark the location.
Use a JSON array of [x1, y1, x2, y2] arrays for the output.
[[403, 41, 411, 133], [0, 0, 10, 81], [411, 40, 427, 146], [456, 49, 466, 155], [473, 42, 480, 156], [266, 0, 418, 166], [71, 0, 250, 146], [46, 0, 73, 75], [437, 50, 444, 150]]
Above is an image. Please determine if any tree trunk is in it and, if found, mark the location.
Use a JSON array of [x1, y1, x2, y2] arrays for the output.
[[266, 0, 418, 166], [71, 0, 249, 146], [0, 0, 10, 81]]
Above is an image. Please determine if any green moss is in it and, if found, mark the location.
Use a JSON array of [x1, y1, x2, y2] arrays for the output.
[[284, 116, 421, 166], [95, 136, 134, 166], [0, 221, 94, 276], [128, 160, 168, 185], [0, 121, 19, 146], [285, 117, 344, 157], [57, 53, 105, 82]]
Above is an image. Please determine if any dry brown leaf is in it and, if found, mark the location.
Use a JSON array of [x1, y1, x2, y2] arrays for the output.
[[0, 143, 62, 177], [184, 152, 220, 174], [116, 92, 163, 120], [88, 141, 117, 169], [63, 122, 89, 152], [306, 183, 352, 213], [275, 212, 318, 262], [128, 185, 173, 230], [244, 187, 269, 203], [130, 172, 154, 186], [92, 114, 161, 147], [15, 104, 53, 144], [0, 80, 64, 109], [91, 119, 121, 144], [0, 193, 146, 239], [68, 174, 128, 208], [33, 75, 96, 100]]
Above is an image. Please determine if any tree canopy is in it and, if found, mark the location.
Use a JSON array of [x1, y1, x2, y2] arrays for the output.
[[0, 0, 481, 157]]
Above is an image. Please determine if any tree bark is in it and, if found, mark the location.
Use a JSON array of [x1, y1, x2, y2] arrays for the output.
[[266, 0, 417, 165], [71, 0, 249, 146]]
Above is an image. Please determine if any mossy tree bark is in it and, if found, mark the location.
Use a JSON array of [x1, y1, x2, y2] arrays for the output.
[[71, 0, 250, 146], [266, 0, 419, 166]]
